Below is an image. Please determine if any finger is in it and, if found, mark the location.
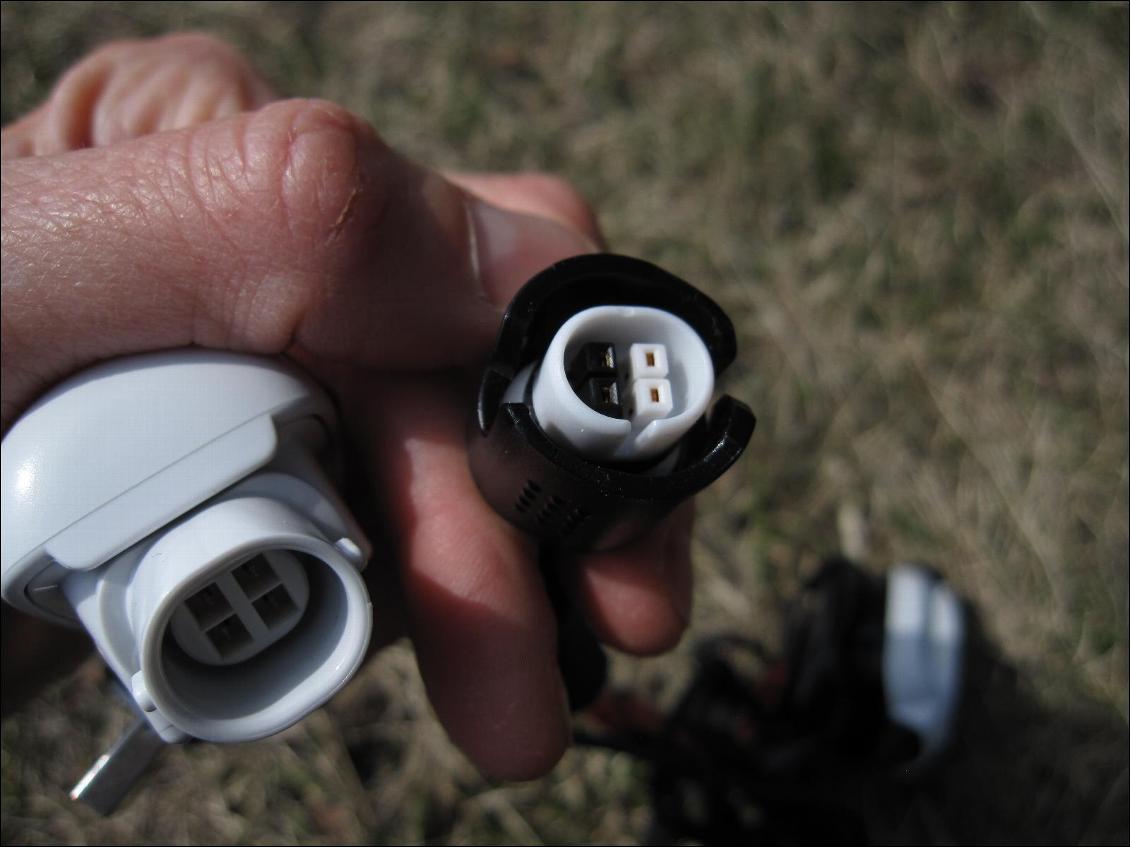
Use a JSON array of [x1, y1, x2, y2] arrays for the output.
[[423, 176, 693, 655], [430, 175, 693, 653], [571, 501, 695, 655], [1, 606, 91, 717], [1, 33, 275, 159], [339, 372, 570, 780], [445, 171, 606, 248], [1, 98, 596, 430]]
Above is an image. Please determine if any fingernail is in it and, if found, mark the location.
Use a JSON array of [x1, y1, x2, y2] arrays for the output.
[[467, 197, 599, 306]]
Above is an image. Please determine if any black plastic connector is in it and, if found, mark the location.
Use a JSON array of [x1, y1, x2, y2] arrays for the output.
[[468, 254, 755, 552]]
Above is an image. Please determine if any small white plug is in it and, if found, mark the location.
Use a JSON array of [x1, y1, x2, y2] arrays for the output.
[[510, 306, 715, 462]]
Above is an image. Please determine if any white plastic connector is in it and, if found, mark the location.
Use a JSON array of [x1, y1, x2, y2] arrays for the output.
[[882, 564, 966, 764], [1, 351, 373, 744], [506, 306, 715, 462]]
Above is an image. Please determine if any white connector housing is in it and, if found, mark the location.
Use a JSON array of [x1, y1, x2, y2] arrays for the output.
[[882, 564, 966, 763], [1, 351, 373, 744], [512, 306, 715, 462]]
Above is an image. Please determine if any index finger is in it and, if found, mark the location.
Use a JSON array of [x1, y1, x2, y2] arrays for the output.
[[1, 98, 596, 429]]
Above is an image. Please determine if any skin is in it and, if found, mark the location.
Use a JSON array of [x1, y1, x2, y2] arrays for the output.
[[0, 34, 694, 780]]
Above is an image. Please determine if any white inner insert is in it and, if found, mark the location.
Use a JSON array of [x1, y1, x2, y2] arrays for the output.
[[528, 305, 714, 462]]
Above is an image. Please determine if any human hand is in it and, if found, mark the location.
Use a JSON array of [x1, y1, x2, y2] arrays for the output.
[[1, 34, 695, 779]]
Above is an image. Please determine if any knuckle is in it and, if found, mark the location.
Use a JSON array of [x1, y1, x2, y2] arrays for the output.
[[182, 99, 390, 350], [40, 34, 255, 152], [146, 33, 256, 85], [256, 99, 388, 255], [148, 34, 262, 92], [150, 32, 241, 60], [82, 33, 241, 68], [76, 36, 146, 66]]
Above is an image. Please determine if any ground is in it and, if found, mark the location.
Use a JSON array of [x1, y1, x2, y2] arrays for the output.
[[2, 2, 1127, 844]]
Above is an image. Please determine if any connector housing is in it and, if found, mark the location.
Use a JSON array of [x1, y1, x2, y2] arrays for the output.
[[468, 254, 755, 551], [1, 351, 373, 743]]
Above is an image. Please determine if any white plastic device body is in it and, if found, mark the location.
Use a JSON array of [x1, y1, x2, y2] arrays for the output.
[[504, 305, 715, 463], [0, 350, 373, 744]]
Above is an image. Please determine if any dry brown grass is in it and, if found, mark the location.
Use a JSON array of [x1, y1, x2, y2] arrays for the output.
[[2, 2, 1127, 844]]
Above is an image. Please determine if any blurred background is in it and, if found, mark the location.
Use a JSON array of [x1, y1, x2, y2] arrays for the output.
[[1, 2, 1127, 844]]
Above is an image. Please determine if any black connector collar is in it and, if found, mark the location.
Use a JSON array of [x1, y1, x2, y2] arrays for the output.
[[469, 254, 755, 551]]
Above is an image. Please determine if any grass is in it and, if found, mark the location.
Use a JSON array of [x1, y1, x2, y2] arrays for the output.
[[2, 2, 1127, 844]]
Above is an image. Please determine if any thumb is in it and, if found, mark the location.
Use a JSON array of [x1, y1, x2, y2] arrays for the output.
[[1, 98, 595, 427]]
